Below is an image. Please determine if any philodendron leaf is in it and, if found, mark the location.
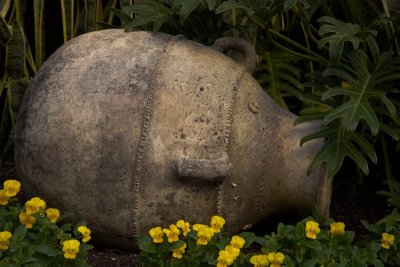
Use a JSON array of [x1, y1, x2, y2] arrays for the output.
[[301, 123, 376, 178], [257, 50, 303, 109], [317, 16, 376, 63], [322, 50, 399, 136], [123, 1, 170, 31]]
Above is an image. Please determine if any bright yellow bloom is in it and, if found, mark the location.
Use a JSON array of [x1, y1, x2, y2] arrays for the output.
[[163, 224, 180, 243], [172, 242, 186, 259], [3, 180, 21, 197], [78, 226, 91, 242], [330, 222, 345, 236], [250, 254, 268, 267], [381, 233, 395, 249], [210, 215, 225, 233], [192, 223, 207, 231], [62, 239, 80, 259], [19, 212, 36, 228], [196, 225, 214, 245], [217, 250, 234, 267], [46, 208, 60, 223], [267, 252, 285, 267], [305, 221, 320, 239], [0, 190, 9, 205], [25, 197, 46, 214], [176, 220, 191, 236], [0, 231, 12, 250], [230, 235, 245, 249], [149, 227, 164, 243], [224, 245, 240, 259]]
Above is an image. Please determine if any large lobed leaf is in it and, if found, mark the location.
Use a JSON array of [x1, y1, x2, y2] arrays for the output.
[[322, 50, 399, 136], [318, 16, 376, 64], [301, 123, 377, 178]]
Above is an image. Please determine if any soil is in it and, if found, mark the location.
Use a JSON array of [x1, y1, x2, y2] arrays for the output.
[[0, 162, 391, 267]]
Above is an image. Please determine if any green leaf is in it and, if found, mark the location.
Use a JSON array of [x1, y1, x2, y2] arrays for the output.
[[302, 124, 371, 178], [110, 8, 132, 27], [138, 235, 156, 253], [13, 224, 27, 242], [317, 16, 376, 63], [322, 50, 399, 136], [34, 244, 61, 257], [175, 0, 202, 23], [284, 0, 299, 11], [257, 50, 303, 109], [305, 240, 322, 251], [123, 2, 170, 31], [215, 0, 253, 15], [6, 21, 26, 79], [301, 258, 319, 267]]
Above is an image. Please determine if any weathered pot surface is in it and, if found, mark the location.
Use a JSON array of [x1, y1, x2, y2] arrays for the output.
[[15, 29, 331, 250]]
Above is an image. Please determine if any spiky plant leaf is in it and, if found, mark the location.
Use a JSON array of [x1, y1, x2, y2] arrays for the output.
[[318, 16, 376, 63], [257, 50, 302, 108], [123, 1, 171, 31], [301, 123, 376, 178], [322, 50, 399, 136]]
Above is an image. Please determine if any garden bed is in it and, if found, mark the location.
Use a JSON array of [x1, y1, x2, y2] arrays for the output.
[[0, 162, 391, 266]]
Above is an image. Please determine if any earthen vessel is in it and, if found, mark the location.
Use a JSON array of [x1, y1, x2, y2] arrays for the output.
[[15, 30, 331, 250]]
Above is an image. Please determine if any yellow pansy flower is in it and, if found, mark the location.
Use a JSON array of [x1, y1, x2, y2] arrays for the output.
[[381, 232, 395, 249], [78, 226, 91, 242], [305, 221, 320, 239], [176, 219, 191, 236], [0, 190, 9, 205], [250, 254, 268, 267], [3, 180, 21, 197], [172, 242, 186, 259], [149, 227, 164, 243], [230, 235, 245, 249], [224, 245, 240, 259], [163, 224, 180, 243], [46, 208, 60, 223], [25, 197, 46, 214], [330, 222, 345, 236], [196, 225, 214, 245], [217, 250, 234, 267], [267, 252, 285, 267], [210, 215, 225, 233], [19, 212, 36, 228], [0, 231, 12, 250], [62, 239, 80, 259]]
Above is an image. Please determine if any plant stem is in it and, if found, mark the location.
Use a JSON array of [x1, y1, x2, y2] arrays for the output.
[[268, 28, 329, 63], [381, 0, 400, 55]]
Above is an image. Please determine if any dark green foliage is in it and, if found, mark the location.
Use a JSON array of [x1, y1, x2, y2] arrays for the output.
[[114, 0, 400, 181]]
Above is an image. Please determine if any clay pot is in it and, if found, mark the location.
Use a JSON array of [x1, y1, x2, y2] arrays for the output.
[[15, 30, 331, 250]]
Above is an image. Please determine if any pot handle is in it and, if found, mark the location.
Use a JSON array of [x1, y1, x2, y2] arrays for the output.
[[212, 37, 258, 74], [176, 153, 232, 182]]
